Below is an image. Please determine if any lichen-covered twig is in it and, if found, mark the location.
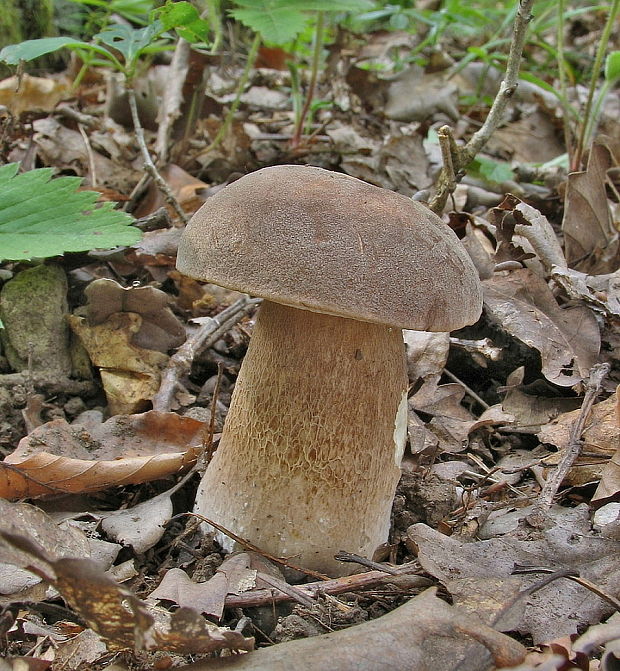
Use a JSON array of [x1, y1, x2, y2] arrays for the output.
[[429, 0, 535, 214]]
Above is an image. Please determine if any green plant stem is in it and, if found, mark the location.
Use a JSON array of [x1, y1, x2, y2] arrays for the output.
[[291, 11, 325, 149], [556, 0, 573, 162], [203, 32, 261, 155], [572, 0, 619, 171], [206, 0, 223, 53], [126, 85, 189, 225]]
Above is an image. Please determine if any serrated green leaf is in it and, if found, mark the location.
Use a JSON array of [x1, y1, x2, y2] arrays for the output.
[[0, 37, 95, 64], [231, 4, 310, 43], [0, 165, 141, 261], [155, 1, 211, 42], [605, 51, 620, 82]]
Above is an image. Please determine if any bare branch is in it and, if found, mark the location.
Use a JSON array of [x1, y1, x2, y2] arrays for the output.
[[429, 0, 535, 214]]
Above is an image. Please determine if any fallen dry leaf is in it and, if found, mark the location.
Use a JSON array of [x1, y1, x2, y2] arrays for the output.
[[68, 312, 169, 414], [0, 74, 71, 116], [0, 528, 253, 655], [0, 411, 204, 498], [84, 278, 186, 352], [483, 268, 601, 386], [408, 504, 620, 643], [175, 587, 526, 671], [538, 392, 620, 488], [563, 138, 619, 274], [0, 499, 90, 596]]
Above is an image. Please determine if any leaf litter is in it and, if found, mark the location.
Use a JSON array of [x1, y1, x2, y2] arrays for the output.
[[0, 4, 619, 670]]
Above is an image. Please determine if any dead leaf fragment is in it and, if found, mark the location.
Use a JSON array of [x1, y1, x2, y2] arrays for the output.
[[84, 279, 186, 352], [0, 74, 71, 116], [563, 138, 619, 273], [69, 312, 168, 414], [408, 505, 620, 643], [483, 268, 601, 386], [0, 499, 90, 595], [175, 587, 525, 671], [0, 411, 204, 498], [538, 393, 620, 488], [0, 529, 253, 655]]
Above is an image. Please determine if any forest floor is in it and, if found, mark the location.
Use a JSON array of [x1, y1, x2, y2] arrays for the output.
[[0, 5, 619, 671]]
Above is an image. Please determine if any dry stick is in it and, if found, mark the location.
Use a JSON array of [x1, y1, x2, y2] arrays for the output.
[[77, 122, 97, 187], [429, 0, 535, 215], [126, 86, 189, 225], [151, 296, 259, 411], [224, 563, 424, 609], [185, 511, 331, 582], [155, 38, 191, 164], [537, 362, 611, 510]]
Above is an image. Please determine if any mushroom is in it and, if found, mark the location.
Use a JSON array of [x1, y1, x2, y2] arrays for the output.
[[176, 165, 482, 576]]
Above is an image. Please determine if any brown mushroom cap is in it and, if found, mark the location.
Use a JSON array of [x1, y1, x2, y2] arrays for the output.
[[177, 165, 482, 331]]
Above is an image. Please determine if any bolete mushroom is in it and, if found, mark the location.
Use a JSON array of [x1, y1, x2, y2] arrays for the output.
[[177, 165, 482, 576]]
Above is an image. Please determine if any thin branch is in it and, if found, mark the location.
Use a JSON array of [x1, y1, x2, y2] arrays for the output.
[[536, 362, 610, 511], [152, 296, 259, 412], [224, 562, 425, 609], [155, 38, 191, 164], [429, 0, 534, 214], [126, 85, 189, 225]]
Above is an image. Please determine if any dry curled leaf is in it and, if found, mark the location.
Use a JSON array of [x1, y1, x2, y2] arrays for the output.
[[68, 312, 169, 414], [0, 411, 204, 499], [483, 268, 601, 386], [0, 528, 253, 655], [563, 138, 619, 274], [538, 393, 620, 489]]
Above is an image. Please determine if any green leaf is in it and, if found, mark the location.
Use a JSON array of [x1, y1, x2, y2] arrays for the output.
[[231, 3, 310, 43], [96, 21, 164, 66], [230, 0, 371, 44], [0, 165, 142, 262], [0, 37, 95, 64], [605, 51, 620, 83], [469, 156, 514, 185], [154, 1, 211, 43]]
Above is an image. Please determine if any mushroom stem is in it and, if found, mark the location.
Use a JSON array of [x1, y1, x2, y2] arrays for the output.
[[195, 300, 409, 576]]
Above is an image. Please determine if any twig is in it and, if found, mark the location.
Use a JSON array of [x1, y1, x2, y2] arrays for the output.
[[442, 368, 490, 410], [224, 562, 424, 608], [151, 296, 259, 411], [511, 566, 620, 612], [55, 104, 99, 128], [126, 86, 189, 225], [77, 123, 97, 187], [536, 362, 610, 511], [333, 551, 400, 576], [155, 38, 191, 164], [182, 511, 331, 581], [429, 0, 535, 214]]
